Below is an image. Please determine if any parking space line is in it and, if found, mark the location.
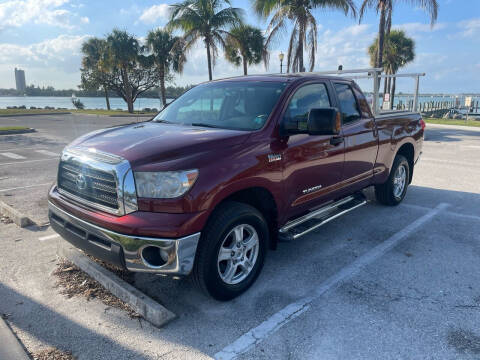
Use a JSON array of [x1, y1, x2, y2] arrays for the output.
[[0, 183, 52, 193], [35, 150, 58, 157], [215, 203, 450, 360], [38, 234, 60, 241], [402, 203, 480, 221], [0, 158, 58, 166], [0, 152, 26, 160]]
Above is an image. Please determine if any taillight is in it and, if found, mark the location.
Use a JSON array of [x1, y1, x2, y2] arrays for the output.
[[420, 118, 426, 131]]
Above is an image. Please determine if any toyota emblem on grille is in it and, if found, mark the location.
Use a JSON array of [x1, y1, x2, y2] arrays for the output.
[[75, 173, 87, 191]]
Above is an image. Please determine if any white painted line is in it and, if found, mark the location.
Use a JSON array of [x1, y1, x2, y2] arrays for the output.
[[215, 203, 450, 360], [422, 158, 479, 167], [0, 152, 26, 160], [0, 158, 58, 166], [0, 183, 52, 193], [38, 234, 60, 241], [35, 149, 58, 157], [402, 203, 480, 222]]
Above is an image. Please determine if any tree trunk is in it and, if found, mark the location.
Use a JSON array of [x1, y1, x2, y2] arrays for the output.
[[298, 24, 305, 73], [377, 1, 387, 70], [159, 65, 167, 107], [206, 39, 213, 81], [103, 86, 110, 111], [121, 67, 134, 113], [243, 56, 248, 76]]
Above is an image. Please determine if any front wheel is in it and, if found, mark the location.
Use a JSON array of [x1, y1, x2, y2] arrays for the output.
[[375, 155, 410, 206], [192, 201, 268, 301]]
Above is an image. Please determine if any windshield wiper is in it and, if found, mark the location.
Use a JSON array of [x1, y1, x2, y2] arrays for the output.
[[190, 123, 222, 129], [154, 119, 172, 124]]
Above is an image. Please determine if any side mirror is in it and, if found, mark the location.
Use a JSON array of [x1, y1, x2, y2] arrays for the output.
[[307, 108, 341, 136]]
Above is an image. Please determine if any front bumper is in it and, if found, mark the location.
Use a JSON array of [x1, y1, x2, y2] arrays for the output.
[[49, 201, 201, 275]]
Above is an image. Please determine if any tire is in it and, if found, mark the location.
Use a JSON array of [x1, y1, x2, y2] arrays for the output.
[[375, 155, 410, 206], [192, 201, 268, 301]]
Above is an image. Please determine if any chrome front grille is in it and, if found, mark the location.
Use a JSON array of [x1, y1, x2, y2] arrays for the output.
[[57, 147, 138, 216]]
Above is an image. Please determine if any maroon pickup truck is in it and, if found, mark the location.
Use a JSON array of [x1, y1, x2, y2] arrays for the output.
[[48, 74, 424, 300]]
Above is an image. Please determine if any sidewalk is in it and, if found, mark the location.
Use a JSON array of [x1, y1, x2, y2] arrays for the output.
[[0, 317, 29, 360]]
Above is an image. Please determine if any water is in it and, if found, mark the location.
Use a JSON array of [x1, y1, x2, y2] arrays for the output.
[[0, 96, 169, 111], [0, 95, 478, 111]]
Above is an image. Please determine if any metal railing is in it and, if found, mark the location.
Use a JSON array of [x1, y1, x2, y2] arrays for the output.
[[294, 68, 426, 115]]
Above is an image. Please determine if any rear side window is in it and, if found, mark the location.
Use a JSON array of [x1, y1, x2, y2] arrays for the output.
[[334, 83, 361, 124], [284, 83, 331, 131]]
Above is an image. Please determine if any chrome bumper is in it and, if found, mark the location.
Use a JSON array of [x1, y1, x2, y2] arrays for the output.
[[48, 201, 201, 275]]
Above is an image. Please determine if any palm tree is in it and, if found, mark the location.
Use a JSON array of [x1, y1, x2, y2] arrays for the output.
[[224, 24, 268, 75], [146, 29, 186, 107], [369, 29, 415, 108], [80, 37, 111, 110], [104, 29, 160, 113], [253, 0, 356, 73], [168, 0, 244, 81], [360, 0, 437, 71]]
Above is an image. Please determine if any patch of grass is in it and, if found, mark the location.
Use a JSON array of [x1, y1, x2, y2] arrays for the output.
[[0, 108, 157, 116], [0, 109, 68, 115], [0, 126, 29, 131], [53, 259, 140, 319], [32, 347, 75, 360], [425, 118, 480, 127]]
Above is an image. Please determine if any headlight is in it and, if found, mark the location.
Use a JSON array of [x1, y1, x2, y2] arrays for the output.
[[134, 170, 198, 199]]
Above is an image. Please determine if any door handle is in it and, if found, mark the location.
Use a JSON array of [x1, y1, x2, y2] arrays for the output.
[[330, 136, 344, 146]]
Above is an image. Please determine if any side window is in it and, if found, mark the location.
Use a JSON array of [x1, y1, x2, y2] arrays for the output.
[[334, 83, 361, 124], [352, 84, 373, 118], [284, 83, 331, 131]]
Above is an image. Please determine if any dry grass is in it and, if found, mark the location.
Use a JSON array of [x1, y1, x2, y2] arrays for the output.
[[32, 347, 75, 360], [53, 259, 140, 319]]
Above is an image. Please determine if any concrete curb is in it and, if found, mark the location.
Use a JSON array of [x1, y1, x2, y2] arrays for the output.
[[0, 112, 71, 117], [0, 318, 29, 360], [58, 241, 176, 327], [0, 200, 35, 227], [0, 128, 35, 135]]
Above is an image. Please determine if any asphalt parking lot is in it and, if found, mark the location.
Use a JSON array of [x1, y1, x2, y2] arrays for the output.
[[0, 115, 479, 359]]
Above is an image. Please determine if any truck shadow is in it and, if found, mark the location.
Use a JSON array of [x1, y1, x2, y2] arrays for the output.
[[0, 283, 149, 359], [425, 126, 480, 143], [129, 185, 480, 357]]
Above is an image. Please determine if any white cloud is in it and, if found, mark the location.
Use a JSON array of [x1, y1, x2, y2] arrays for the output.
[[395, 22, 447, 35], [80, 16, 89, 24], [0, 0, 76, 29], [458, 18, 480, 38], [139, 4, 170, 24], [0, 34, 91, 88]]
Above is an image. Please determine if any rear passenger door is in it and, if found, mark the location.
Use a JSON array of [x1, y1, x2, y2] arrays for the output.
[[333, 82, 378, 192]]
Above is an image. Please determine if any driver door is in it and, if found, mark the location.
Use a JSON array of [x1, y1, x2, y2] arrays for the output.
[[280, 82, 345, 219]]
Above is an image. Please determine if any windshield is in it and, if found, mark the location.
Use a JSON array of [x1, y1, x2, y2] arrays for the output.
[[153, 81, 287, 131]]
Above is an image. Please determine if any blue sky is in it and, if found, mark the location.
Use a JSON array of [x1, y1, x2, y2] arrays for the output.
[[0, 0, 479, 93]]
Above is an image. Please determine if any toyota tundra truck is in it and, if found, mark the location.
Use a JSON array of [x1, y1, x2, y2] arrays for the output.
[[48, 74, 424, 300]]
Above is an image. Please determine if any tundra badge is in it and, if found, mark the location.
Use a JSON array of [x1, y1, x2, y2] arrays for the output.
[[268, 154, 282, 163]]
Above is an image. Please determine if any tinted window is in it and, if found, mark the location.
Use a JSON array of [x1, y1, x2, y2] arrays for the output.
[[284, 83, 331, 131], [153, 81, 287, 131], [334, 83, 361, 124]]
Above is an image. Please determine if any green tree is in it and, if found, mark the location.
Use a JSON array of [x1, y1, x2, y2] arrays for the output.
[[146, 29, 186, 107], [253, 0, 356, 73], [368, 29, 415, 108], [104, 29, 160, 113], [168, 0, 243, 81], [80, 37, 111, 110], [360, 0, 437, 71], [224, 24, 268, 75]]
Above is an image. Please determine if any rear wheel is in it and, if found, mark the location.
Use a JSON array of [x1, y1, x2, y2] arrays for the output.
[[375, 155, 410, 206], [192, 201, 268, 300]]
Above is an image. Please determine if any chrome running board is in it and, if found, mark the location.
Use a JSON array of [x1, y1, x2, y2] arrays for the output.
[[279, 193, 367, 241]]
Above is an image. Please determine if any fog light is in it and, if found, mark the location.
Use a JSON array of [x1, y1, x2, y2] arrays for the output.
[[159, 249, 169, 262]]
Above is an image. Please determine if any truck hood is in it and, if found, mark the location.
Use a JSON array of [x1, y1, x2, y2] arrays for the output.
[[67, 121, 250, 168]]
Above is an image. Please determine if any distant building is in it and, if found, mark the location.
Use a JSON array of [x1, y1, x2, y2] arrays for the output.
[[15, 68, 26, 92]]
